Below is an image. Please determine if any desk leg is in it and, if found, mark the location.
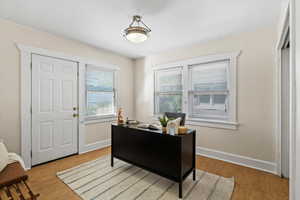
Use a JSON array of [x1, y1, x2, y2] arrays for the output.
[[179, 182, 182, 199], [193, 168, 196, 181], [111, 156, 114, 167]]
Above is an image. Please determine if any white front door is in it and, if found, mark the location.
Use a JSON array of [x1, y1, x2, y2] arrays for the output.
[[31, 54, 78, 166]]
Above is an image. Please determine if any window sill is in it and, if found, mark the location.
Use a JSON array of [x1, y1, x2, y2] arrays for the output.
[[186, 119, 239, 130], [151, 115, 238, 130], [84, 115, 117, 125]]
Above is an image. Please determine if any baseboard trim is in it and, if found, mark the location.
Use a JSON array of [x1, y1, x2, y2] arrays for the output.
[[196, 146, 277, 174], [81, 139, 111, 154], [80, 141, 277, 174]]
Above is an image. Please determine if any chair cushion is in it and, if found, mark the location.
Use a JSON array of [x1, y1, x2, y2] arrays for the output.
[[0, 142, 9, 172]]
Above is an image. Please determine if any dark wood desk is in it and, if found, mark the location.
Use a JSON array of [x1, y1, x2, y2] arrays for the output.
[[111, 124, 196, 198]]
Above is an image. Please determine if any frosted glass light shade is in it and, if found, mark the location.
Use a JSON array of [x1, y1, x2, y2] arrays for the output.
[[125, 31, 148, 43]]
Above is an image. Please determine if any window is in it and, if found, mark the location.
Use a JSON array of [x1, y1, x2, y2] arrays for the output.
[[86, 65, 117, 119], [153, 52, 239, 129], [154, 67, 183, 114], [188, 60, 229, 119]]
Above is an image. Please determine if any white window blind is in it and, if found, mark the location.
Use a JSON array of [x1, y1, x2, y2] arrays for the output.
[[154, 67, 183, 114], [86, 65, 116, 118], [153, 52, 239, 129], [188, 60, 229, 119]]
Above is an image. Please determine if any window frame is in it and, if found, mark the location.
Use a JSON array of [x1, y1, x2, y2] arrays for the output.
[[153, 51, 240, 129], [153, 66, 184, 115], [85, 64, 119, 123], [188, 59, 230, 120]]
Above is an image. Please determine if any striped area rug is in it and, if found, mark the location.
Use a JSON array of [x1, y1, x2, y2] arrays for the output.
[[57, 156, 234, 200]]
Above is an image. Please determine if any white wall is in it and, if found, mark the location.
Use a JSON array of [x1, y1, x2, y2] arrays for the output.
[[0, 19, 134, 153], [134, 26, 277, 163]]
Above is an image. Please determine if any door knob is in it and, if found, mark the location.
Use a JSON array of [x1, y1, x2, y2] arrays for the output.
[[73, 113, 79, 118]]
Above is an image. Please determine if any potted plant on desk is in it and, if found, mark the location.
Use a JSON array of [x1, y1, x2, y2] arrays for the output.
[[158, 115, 169, 133]]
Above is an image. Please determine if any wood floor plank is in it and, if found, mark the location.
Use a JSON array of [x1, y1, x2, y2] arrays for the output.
[[24, 147, 288, 200]]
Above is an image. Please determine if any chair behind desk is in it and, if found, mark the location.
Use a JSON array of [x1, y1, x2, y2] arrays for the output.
[[165, 112, 186, 126]]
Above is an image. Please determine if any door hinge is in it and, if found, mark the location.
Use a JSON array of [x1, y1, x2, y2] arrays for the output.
[[30, 106, 32, 114], [30, 62, 32, 69], [30, 150, 32, 158]]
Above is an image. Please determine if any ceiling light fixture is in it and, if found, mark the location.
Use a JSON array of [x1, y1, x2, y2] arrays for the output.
[[124, 15, 151, 44]]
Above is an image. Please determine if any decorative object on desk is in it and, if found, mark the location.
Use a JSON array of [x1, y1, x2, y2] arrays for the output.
[[166, 117, 181, 134], [148, 124, 160, 130], [117, 108, 125, 124], [137, 123, 150, 129], [158, 115, 169, 133], [178, 126, 188, 134], [126, 119, 139, 125]]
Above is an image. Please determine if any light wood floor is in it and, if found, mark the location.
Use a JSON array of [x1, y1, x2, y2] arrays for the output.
[[25, 147, 289, 200]]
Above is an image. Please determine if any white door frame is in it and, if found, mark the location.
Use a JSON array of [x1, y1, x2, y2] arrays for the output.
[[276, 1, 298, 200], [290, 0, 298, 199], [275, 2, 290, 176], [17, 44, 119, 169]]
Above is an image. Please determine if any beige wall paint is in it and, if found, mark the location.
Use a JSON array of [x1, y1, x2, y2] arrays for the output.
[[85, 123, 112, 144], [134, 26, 277, 162], [0, 19, 134, 153]]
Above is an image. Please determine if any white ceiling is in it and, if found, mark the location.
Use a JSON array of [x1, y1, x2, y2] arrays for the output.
[[0, 0, 285, 58]]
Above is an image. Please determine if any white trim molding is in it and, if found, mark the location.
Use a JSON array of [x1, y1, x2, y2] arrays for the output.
[[19, 47, 32, 169], [274, 1, 291, 177], [153, 51, 241, 130], [152, 51, 241, 71], [290, 0, 299, 199], [196, 147, 277, 174], [81, 139, 111, 154], [186, 119, 239, 130], [84, 117, 117, 125], [79, 140, 278, 174], [18, 43, 119, 168], [78, 141, 277, 174], [78, 63, 86, 154], [17, 44, 120, 70]]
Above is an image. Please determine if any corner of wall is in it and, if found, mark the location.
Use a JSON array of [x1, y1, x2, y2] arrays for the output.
[[132, 59, 137, 119]]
